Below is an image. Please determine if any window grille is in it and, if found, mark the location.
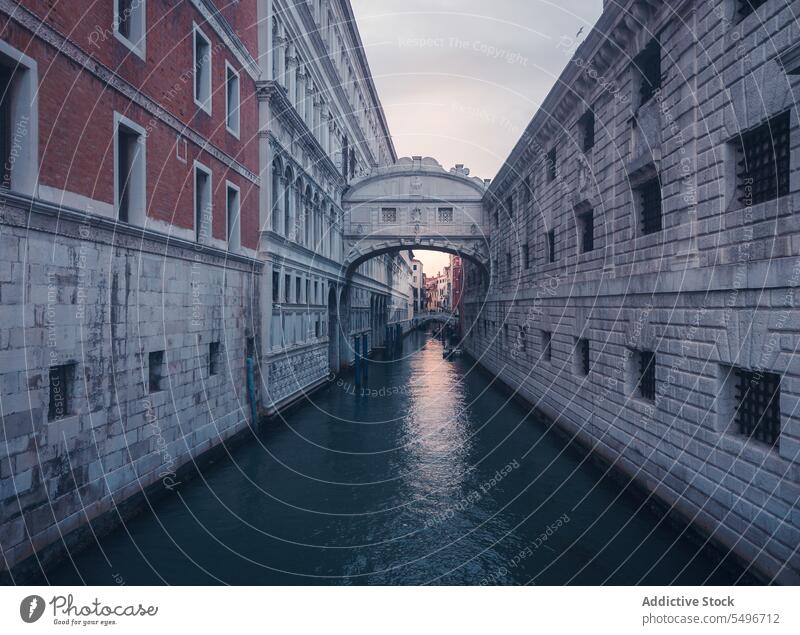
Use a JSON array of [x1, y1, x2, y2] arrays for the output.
[[438, 207, 454, 223], [579, 210, 594, 253], [548, 229, 556, 263], [639, 177, 662, 235], [739, 0, 768, 19], [636, 39, 661, 104], [734, 368, 781, 447], [736, 112, 790, 206], [381, 207, 397, 223], [638, 350, 656, 402]]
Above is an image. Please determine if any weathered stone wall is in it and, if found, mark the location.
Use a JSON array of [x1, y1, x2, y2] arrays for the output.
[[462, 0, 800, 583], [0, 196, 261, 578]]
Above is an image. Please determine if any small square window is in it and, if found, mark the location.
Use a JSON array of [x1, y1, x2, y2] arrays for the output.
[[578, 209, 594, 253], [579, 109, 595, 152], [194, 25, 212, 114], [542, 331, 552, 362], [381, 207, 397, 223], [438, 207, 454, 223], [635, 350, 656, 402], [733, 368, 781, 448], [48, 363, 75, 421], [225, 63, 240, 137], [635, 38, 661, 105], [209, 342, 220, 376], [148, 350, 165, 393], [638, 177, 662, 235], [547, 229, 556, 263], [735, 112, 790, 207]]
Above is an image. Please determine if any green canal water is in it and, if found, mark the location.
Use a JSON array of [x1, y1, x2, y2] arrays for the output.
[[43, 331, 751, 585]]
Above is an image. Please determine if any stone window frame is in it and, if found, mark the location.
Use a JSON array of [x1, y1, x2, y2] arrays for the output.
[[717, 364, 782, 451], [48, 363, 76, 422], [193, 160, 213, 243], [225, 180, 241, 253], [437, 207, 454, 223], [574, 337, 590, 377], [114, 112, 147, 226], [627, 348, 657, 403], [114, 0, 147, 60], [0, 40, 38, 196], [381, 207, 397, 223], [148, 350, 165, 394], [209, 342, 221, 376], [193, 22, 213, 115], [225, 61, 241, 138], [633, 37, 662, 107], [578, 108, 596, 153], [542, 330, 553, 362]]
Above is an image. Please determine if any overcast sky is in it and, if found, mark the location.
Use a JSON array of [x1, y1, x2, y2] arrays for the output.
[[349, 0, 603, 275]]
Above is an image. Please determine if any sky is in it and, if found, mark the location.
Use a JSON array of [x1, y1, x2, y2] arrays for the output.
[[349, 0, 604, 275]]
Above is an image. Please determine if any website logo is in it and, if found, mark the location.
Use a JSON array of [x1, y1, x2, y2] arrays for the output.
[[20, 595, 46, 623]]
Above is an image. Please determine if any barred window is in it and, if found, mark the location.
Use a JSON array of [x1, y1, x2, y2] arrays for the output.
[[636, 350, 656, 402], [736, 112, 790, 207], [547, 229, 556, 263], [638, 177, 662, 235], [578, 209, 594, 253], [738, 0, 768, 19], [635, 39, 661, 104], [577, 338, 590, 376], [579, 109, 595, 152], [542, 331, 552, 362], [734, 368, 781, 447], [209, 342, 220, 376], [381, 207, 397, 223], [438, 207, 454, 223]]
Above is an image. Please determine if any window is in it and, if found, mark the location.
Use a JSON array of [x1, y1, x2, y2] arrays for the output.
[[48, 363, 75, 421], [305, 279, 310, 304], [0, 48, 37, 194], [547, 229, 556, 263], [115, 114, 145, 224], [739, 0, 768, 19], [493, 208, 499, 226], [438, 207, 454, 223], [225, 62, 240, 137], [114, 0, 146, 58], [295, 276, 301, 302], [272, 271, 280, 303], [546, 147, 557, 182], [284, 274, 291, 302], [576, 338, 590, 376], [381, 207, 397, 223], [635, 39, 661, 105], [578, 209, 594, 253], [194, 162, 212, 242], [148, 350, 164, 393], [505, 195, 514, 218], [194, 24, 212, 114], [520, 326, 528, 352], [226, 182, 240, 252], [209, 342, 220, 376], [635, 350, 656, 402], [579, 109, 595, 152], [542, 331, 552, 362], [314, 281, 319, 303], [732, 368, 781, 447], [503, 323, 509, 345], [523, 243, 530, 269], [638, 177, 662, 235], [735, 112, 790, 207]]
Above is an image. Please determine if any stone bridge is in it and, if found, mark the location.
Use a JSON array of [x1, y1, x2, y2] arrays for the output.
[[342, 157, 490, 273]]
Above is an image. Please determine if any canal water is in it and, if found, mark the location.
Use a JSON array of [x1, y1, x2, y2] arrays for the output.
[[45, 331, 750, 585]]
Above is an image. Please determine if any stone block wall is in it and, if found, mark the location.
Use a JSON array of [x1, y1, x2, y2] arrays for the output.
[[0, 196, 261, 578], [462, 0, 800, 583]]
